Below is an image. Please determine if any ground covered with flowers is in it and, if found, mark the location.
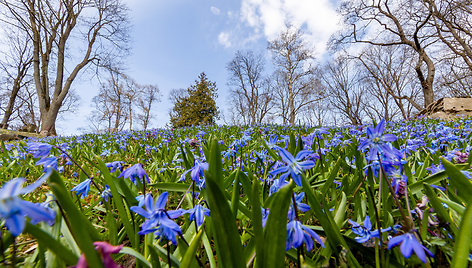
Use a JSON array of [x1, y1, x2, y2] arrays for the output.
[[0, 118, 472, 267]]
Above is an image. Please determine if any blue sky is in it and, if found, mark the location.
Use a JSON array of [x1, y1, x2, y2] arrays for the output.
[[58, 0, 341, 135]]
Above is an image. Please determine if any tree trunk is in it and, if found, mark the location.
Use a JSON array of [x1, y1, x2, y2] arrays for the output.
[[0, 79, 21, 129]]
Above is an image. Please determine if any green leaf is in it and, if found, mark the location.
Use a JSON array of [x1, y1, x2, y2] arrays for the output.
[[205, 139, 245, 268], [93, 156, 137, 248], [120, 247, 151, 268], [321, 157, 341, 196], [423, 184, 458, 233], [441, 157, 472, 203], [231, 172, 240, 218], [148, 182, 192, 192], [251, 177, 264, 268], [48, 170, 103, 268], [334, 191, 347, 227], [300, 174, 361, 268], [262, 181, 294, 268], [180, 229, 203, 268], [451, 203, 472, 267], [24, 223, 78, 266]]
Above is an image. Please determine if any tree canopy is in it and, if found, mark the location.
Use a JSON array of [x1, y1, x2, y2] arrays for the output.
[[170, 72, 219, 128]]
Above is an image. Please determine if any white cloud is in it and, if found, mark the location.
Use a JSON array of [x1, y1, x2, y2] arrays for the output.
[[240, 0, 341, 55], [218, 32, 232, 48], [210, 6, 221, 15]]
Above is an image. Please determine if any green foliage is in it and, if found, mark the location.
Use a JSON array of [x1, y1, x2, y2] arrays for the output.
[[170, 72, 219, 128]]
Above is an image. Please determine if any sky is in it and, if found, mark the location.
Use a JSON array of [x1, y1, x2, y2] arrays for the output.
[[57, 0, 342, 135]]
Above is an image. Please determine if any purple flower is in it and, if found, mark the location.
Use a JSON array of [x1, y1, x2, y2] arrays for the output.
[[0, 172, 55, 236], [286, 220, 325, 251], [71, 178, 92, 199], [270, 148, 315, 186], [118, 163, 149, 185], [388, 232, 434, 263], [184, 204, 210, 227], [75, 241, 123, 268]]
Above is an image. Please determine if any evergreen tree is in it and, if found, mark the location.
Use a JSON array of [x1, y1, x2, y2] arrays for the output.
[[170, 72, 219, 128]]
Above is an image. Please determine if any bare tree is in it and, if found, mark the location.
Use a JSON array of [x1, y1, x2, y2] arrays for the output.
[[335, 0, 437, 108], [0, 0, 130, 135], [136, 84, 160, 130], [425, 0, 472, 97], [227, 50, 273, 125], [426, 0, 472, 70], [90, 70, 129, 132], [268, 26, 322, 125], [320, 56, 365, 125], [0, 28, 32, 129], [356, 45, 422, 119]]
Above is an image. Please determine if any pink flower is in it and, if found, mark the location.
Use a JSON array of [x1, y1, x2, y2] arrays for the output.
[[75, 241, 123, 268]]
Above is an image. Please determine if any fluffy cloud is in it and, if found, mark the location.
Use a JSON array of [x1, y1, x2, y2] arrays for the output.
[[218, 32, 232, 48], [240, 0, 341, 55], [210, 6, 221, 15]]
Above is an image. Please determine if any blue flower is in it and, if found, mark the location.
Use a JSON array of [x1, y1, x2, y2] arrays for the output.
[[288, 192, 310, 221], [0, 172, 55, 236], [261, 208, 269, 228], [35, 156, 58, 171], [70, 178, 92, 199], [27, 142, 52, 158], [286, 220, 324, 251], [184, 204, 210, 227], [118, 163, 149, 185], [359, 119, 398, 160], [270, 148, 315, 186], [105, 161, 124, 173], [180, 160, 208, 188], [311, 128, 330, 139], [388, 232, 434, 263], [348, 216, 391, 244], [130, 192, 184, 245], [100, 185, 112, 202]]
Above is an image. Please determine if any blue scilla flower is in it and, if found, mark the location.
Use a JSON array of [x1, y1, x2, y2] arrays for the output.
[[118, 163, 149, 185], [288, 192, 310, 221], [348, 216, 391, 244], [311, 127, 330, 140], [130, 192, 185, 245], [286, 220, 325, 251], [270, 148, 315, 186], [27, 142, 52, 158], [359, 119, 398, 161], [105, 161, 124, 173], [0, 172, 55, 236], [388, 232, 434, 263], [35, 156, 58, 172], [261, 208, 269, 228], [71, 178, 92, 199], [100, 185, 112, 202], [180, 160, 208, 188], [185, 204, 210, 227]]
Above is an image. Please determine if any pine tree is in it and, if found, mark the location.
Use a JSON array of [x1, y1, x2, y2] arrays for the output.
[[170, 72, 219, 128]]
